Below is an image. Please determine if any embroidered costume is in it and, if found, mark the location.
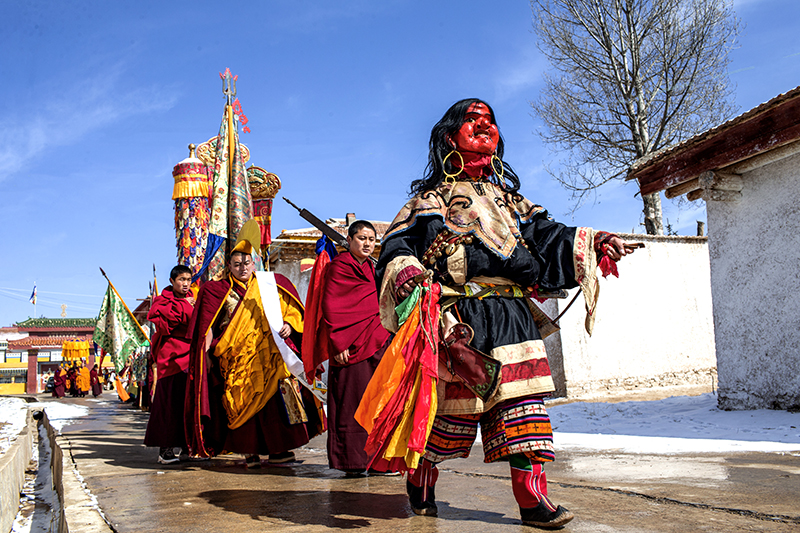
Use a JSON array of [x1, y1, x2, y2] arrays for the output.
[[358, 99, 630, 528], [376, 179, 598, 460]]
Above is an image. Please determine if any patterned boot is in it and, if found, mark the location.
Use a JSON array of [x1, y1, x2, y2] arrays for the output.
[[407, 459, 439, 516], [510, 455, 574, 529]]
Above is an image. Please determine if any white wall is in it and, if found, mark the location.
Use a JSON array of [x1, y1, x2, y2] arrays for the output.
[[553, 234, 717, 399], [707, 151, 800, 410]]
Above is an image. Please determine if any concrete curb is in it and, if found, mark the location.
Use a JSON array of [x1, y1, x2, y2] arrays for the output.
[[57, 433, 113, 532], [38, 410, 69, 533], [0, 408, 33, 533]]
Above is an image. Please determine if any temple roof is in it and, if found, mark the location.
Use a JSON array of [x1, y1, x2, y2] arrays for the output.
[[7, 334, 94, 350], [628, 85, 800, 197], [15, 317, 97, 330], [270, 217, 390, 263]]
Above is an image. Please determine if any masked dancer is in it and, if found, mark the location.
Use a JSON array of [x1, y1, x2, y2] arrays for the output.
[[372, 99, 636, 528]]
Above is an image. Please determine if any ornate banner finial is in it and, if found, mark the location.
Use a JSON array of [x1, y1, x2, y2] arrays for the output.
[[219, 68, 238, 104]]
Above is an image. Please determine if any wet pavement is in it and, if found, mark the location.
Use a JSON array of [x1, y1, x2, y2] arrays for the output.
[[48, 395, 800, 532]]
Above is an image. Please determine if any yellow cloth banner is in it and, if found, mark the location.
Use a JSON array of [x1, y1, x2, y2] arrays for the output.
[[62, 340, 90, 360], [115, 377, 130, 402], [381, 366, 438, 470]]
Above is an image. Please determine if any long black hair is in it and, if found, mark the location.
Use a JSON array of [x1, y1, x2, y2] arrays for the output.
[[409, 98, 521, 196]]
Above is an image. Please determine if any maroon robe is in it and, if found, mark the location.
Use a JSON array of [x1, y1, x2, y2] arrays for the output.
[[322, 252, 391, 470], [184, 273, 322, 458], [322, 252, 391, 366], [147, 287, 194, 379], [90, 367, 102, 397], [53, 369, 66, 398], [144, 287, 194, 449], [67, 368, 78, 396]]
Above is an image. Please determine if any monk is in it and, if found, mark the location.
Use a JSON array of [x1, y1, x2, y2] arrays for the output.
[[66, 365, 77, 396], [321, 221, 391, 474], [144, 265, 194, 464], [185, 237, 324, 468], [76, 363, 91, 397], [52, 366, 66, 398], [90, 365, 103, 397]]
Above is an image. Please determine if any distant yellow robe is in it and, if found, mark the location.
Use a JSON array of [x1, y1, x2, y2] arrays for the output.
[[213, 275, 303, 430], [76, 367, 91, 393]]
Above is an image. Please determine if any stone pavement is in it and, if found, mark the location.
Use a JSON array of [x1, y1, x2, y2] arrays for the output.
[[48, 395, 800, 532]]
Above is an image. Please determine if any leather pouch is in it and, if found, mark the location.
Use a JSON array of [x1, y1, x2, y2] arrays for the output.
[[439, 323, 502, 402]]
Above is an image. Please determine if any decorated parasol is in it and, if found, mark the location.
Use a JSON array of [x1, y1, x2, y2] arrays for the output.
[[247, 166, 281, 261], [173, 144, 211, 276], [61, 340, 91, 361]]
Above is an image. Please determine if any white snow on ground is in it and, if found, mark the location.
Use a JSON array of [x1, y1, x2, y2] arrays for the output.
[[548, 393, 800, 454], [0, 397, 28, 455], [26, 402, 88, 432], [4, 400, 89, 533]]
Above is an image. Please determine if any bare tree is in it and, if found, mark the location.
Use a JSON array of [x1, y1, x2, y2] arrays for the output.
[[530, 0, 739, 234]]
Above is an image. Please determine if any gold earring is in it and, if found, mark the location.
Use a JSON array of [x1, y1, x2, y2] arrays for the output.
[[491, 155, 504, 181], [443, 150, 464, 184]]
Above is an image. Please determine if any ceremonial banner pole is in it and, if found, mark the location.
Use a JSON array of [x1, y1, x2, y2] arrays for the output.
[[98, 267, 150, 342]]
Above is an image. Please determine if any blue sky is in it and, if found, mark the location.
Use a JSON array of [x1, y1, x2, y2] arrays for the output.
[[0, 0, 797, 325]]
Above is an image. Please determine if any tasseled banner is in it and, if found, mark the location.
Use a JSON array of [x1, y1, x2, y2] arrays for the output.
[[175, 196, 210, 277], [355, 282, 441, 472], [301, 236, 337, 381], [252, 198, 274, 250]]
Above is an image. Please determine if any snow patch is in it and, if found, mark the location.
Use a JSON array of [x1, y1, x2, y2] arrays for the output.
[[26, 402, 88, 432], [0, 397, 28, 455], [549, 393, 800, 454]]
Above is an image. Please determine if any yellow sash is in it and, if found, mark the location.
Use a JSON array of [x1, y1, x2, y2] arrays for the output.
[[214, 277, 290, 429]]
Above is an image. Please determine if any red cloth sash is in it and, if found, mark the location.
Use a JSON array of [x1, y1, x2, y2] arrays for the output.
[[321, 252, 390, 367], [301, 249, 334, 380]]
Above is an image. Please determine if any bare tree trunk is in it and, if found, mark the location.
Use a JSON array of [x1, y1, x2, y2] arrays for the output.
[[642, 192, 663, 235]]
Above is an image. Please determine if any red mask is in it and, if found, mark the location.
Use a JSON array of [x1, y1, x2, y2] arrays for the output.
[[450, 103, 499, 155]]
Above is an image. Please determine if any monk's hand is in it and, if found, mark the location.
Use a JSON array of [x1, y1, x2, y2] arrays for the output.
[[186, 296, 196, 306], [604, 236, 631, 262], [334, 349, 350, 365], [396, 279, 418, 302], [278, 322, 292, 339]]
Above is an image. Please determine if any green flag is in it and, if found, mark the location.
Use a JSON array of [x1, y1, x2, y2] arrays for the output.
[[93, 284, 149, 371]]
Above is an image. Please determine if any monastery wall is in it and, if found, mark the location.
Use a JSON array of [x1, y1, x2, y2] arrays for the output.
[[708, 151, 800, 410], [552, 234, 717, 400]]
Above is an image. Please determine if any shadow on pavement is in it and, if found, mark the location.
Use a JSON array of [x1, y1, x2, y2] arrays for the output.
[[199, 489, 517, 528], [200, 489, 407, 528]]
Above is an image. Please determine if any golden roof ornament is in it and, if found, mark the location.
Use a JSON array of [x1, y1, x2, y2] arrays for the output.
[[247, 166, 281, 199], [195, 136, 250, 166]]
